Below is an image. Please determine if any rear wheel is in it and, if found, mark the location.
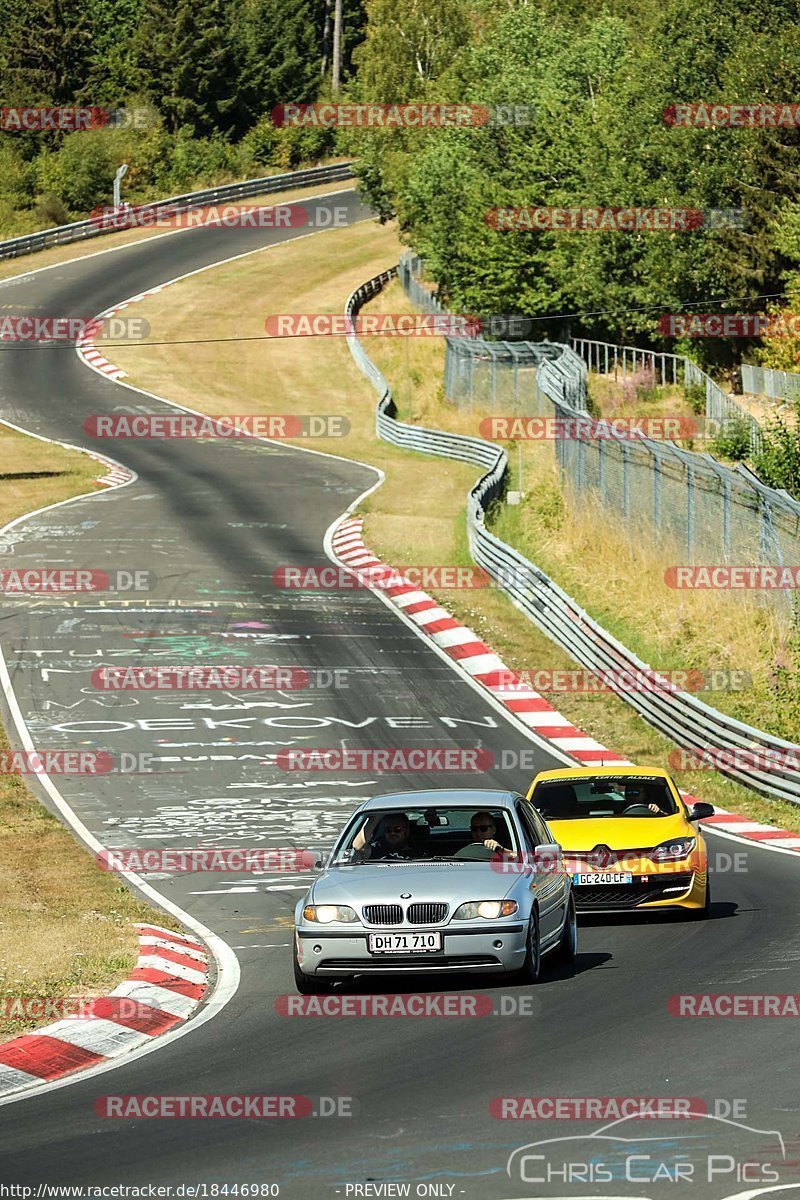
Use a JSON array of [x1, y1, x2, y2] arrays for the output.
[[293, 940, 333, 994], [552, 892, 578, 963], [513, 910, 542, 984]]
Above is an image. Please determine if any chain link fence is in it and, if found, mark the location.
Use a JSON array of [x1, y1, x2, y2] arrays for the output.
[[742, 363, 800, 404], [397, 253, 588, 412], [398, 254, 800, 617], [572, 338, 763, 457]]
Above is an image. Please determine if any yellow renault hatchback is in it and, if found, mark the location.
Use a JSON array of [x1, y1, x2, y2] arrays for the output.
[[526, 766, 714, 917]]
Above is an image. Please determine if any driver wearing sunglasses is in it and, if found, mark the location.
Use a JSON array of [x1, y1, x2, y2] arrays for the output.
[[352, 812, 425, 860], [470, 811, 512, 856], [624, 782, 664, 814]]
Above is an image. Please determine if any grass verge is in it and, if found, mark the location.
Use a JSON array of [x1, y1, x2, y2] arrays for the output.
[[0, 426, 180, 1040], [110, 225, 800, 835]]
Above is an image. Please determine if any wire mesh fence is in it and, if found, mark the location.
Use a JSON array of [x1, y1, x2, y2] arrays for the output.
[[573, 338, 763, 457], [398, 254, 800, 618], [741, 363, 800, 404], [397, 252, 588, 412]]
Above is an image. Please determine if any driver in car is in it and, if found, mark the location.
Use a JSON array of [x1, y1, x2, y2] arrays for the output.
[[470, 811, 513, 857], [624, 781, 664, 814], [352, 812, 424, 861]]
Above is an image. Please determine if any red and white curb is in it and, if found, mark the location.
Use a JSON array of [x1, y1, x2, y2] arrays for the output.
[[76, 285, 167, 383], [0, 923, 209, 1097], [331, 517, 631, 766], [330, 517, 800, 856], [699, 810, 800, 852]]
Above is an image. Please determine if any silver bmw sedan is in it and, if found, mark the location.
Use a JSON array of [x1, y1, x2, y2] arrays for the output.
[[293, 789, 577, 993]]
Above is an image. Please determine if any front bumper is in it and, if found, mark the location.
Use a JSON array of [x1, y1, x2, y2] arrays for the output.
[[572, 869, 707, 913], [295, 923, 528, 976]]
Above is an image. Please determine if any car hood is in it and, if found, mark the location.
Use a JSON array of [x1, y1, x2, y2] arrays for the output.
[[310, 861, 515, 907], [547, 814, 692, 851]]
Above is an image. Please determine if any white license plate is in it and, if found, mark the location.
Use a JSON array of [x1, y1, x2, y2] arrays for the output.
[[573, 871, 634, 885], [368, 932, 442, 954]]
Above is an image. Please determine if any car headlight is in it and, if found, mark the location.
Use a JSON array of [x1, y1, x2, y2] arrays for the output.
[[650, 837, 696, 862], [452, 900, 519, 920], [302, 904, 358, 924]]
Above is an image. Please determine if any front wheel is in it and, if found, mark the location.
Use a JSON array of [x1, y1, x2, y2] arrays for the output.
[[689, 878, 711, 920], [513, 911, 542, 984], [293, 940, 333, 994], [552, 892, 578, 963]]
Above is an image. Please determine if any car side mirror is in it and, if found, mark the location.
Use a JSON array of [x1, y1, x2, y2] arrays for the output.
[[306, 847, 327, 869], [534, 842, 562, 872], [688, 802, 715, 822]]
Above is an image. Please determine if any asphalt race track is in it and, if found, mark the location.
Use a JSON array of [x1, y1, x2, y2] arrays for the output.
[[0, 191, 799, 1199]]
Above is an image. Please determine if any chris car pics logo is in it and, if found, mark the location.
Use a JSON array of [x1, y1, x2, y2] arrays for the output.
[[505, 1112, 790, 1197]]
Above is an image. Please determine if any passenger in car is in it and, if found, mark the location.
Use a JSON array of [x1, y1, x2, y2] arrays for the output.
[[352, 812, 426, 860]]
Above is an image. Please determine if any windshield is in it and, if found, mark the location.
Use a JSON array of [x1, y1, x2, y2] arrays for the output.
[[531, 776, 679, 820], [330, 805, 519, 864]]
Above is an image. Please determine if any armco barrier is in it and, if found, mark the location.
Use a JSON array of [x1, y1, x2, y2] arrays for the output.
[[345, 267, 800, 806], [0, 162, 356, 261]]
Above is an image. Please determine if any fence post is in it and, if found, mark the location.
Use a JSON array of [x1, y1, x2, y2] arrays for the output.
[[686, 464, 695, 558], [653, 455, 661, 528], [722, 478, 731, 560], [598, 436, 605, 502], [621, 443, 630, 519]]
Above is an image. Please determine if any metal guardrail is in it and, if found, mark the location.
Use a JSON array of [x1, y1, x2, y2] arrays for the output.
[[0, 162, 356, 262], [742, 363, 800, 404], [345, 267, 800, 806]]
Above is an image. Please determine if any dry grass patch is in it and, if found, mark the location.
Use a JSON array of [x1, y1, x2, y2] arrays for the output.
[[0, 426, 101, 524]]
